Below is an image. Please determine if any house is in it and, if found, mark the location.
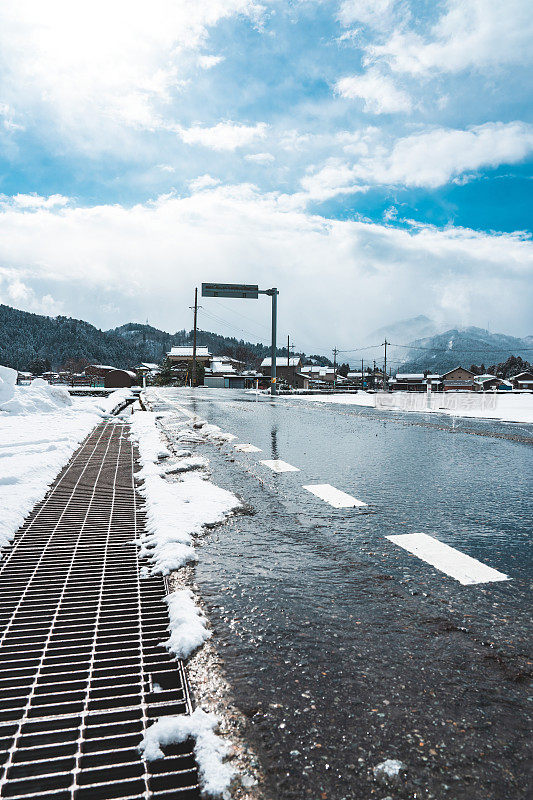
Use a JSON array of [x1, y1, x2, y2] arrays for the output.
[[474, 375, 503, 391], [166, 346, 212, 366], [346, 371, 375, 389], [300, 365, 345, 387], [261, 356, 305, 388], [392, 373, 426, 391], [511, 371, 533, 390], [441, 367, 477, 391]]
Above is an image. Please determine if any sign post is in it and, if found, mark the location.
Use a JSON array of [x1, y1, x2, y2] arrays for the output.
[[201, 283, 279, 395]]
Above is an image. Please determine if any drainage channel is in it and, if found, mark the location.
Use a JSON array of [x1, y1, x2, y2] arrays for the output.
[[0, 420, 201, 800]]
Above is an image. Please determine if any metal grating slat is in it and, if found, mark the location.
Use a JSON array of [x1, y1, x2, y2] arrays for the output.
[[0, 421, 200, 799]]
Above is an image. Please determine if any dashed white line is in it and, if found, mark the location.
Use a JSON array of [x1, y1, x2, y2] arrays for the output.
[[386, 533, 510, 585], [303, 484, 367, 508], [234, 444, 262, 452], [259, 459, 300, 473]]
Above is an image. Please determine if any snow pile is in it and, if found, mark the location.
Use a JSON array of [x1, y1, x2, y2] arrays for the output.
[[300, 390, 533, 424], [140, 708, 235, 797], [0, 372, 73, 415], [93, 389, 134, 416], [130, 412, 240, 576], [163, 589, 211, 659]]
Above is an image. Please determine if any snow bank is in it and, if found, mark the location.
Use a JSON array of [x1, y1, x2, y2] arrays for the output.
[[164, 589, 211, 659], [0, 375, 73, 415], [300, 390, 533, 424], [130, 412, 240, 576], [140, 708, 235, 797], [93, 389, 134, 416]]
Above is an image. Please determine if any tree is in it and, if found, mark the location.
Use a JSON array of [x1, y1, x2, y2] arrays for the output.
[[338, 362, 350, 377], [153, 358, 174, 386]]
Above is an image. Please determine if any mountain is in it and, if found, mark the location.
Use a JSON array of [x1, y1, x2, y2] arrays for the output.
[[399, 327, 533, 373], [366, 315, 445, 346], [355, 315, 448, 372], [0, 305, 276, 372]]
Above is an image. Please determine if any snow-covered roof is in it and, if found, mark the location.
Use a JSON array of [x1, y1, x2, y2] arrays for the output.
[[301, 365, 332, 374], [141, 362, 160, 369], [87, 364, 115, 371], [396, 373, 425, 380], [168, 346, 211, 357], [261, 357, 301, 367], [209, 359, 236, 374], [513, 371, 533, 379], [427, 374, 442, 379]]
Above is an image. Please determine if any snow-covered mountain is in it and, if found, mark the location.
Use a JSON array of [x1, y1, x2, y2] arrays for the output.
[[399, 327, 533, 373]]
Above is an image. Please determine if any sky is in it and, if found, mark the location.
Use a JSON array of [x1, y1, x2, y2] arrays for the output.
[[0, 0, 532, 353]]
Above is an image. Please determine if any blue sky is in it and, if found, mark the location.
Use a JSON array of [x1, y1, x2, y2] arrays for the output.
[[0, 0, 531, 350]]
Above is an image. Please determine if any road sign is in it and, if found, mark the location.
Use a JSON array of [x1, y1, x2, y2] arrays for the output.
[[202, 283, 259, 299]]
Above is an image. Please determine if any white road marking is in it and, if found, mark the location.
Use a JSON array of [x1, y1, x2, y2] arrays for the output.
[[303, 484, 367, 508], [386, 533, 510, 585], [234, 444, 262, 452], [259, 459, 300, 473]]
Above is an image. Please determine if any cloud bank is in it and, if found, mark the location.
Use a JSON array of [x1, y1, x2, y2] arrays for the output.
[[0, 188, 531, 347]]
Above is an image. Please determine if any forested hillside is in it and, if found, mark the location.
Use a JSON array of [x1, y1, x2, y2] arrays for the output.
[[0, 305, 280, 371]]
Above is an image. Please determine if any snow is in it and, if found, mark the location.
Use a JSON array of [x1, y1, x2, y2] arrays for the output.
[[139, 708, 235, 796], [373, 758, 405, 783], [129, 412, 240, 576], [0, 371, 131, 552], [298, 390, 533, 423], [163, 589, 211, 659]]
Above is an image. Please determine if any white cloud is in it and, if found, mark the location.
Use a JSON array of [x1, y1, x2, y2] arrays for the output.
[[335, 68, 412, 113], [367, 0, 533, 75], [0, 187, 531, 344], [0, 274, 63, 315], [302, 122, 533, 196], [0, 0, 264, 148], [175, 121, 267, 151], [188, 174, 221, 191], [245, 152, 275, 163], [198, 54, 224, 69], [8, 194, 70, 209], [338, 0, 396, 29]]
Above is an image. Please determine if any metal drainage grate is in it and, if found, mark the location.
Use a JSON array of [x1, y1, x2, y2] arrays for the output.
[[0, 421, 201, 800]]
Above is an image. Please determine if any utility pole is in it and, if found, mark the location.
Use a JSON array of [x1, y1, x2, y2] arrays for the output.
[[333, 347, 337, 389], [382, 339, 388, 390], [373, 359, 376, 389], [361, 358, 364, 390], [191, 287, 198, 387]]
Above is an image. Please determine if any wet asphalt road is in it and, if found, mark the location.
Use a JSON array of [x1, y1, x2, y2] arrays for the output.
[[149, 388, 532, 800]]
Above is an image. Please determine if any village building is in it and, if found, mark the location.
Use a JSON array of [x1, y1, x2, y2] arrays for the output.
[[392, 373, 426, 392], [166, 346, 212, 367], [300, 365, 345, 387], [346, 371, 376, 389], [261, 356, 309, 388], [441, 367, 477, 391], [474, 375, 504, 391], [511, 371, 533, 390]]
